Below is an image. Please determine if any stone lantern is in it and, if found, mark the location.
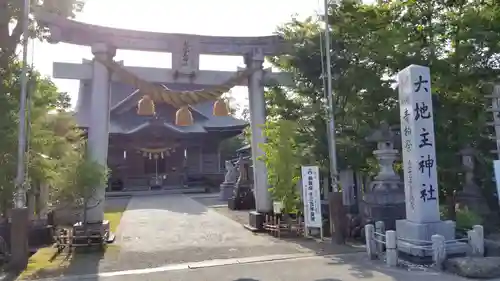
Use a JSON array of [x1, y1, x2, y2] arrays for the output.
[[456, 145, 489, 216], [228, 156, 255, 211], [363, 121, 406, 230]]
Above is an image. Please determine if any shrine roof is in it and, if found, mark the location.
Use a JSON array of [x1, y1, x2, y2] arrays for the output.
[[118, 120, 208, 134], [75, 80, 247, 134]]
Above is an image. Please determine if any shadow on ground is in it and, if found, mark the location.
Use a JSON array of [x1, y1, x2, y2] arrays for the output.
[[233, 279, 341, 281], [51, 196, 131, 279], [115, 193, 209, 215], [156, 252, 451, 281], [59, 247, 106, 280], [8, 197, 130, 280], [192, 194, 366, 256]]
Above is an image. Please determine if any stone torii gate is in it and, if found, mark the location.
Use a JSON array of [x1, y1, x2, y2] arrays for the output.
[[36, 11, 292, 230]]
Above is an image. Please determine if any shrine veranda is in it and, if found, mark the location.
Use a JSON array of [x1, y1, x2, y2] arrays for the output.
[[36, 10, 293, 224]]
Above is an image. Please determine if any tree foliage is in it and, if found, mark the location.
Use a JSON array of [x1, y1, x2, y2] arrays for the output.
[[267, 0, 500, 209], [0, 60, 104, 216], [260, 120, 302, 214], [0, 0, 83, 71]]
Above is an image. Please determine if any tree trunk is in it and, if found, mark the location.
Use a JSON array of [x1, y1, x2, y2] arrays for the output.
[[446, 192, 456, 221]]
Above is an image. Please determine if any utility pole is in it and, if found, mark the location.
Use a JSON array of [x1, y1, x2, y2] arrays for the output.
[[323, 0, 345, 244], [10, 0, 31, 270], [323, 0, 339, 193]]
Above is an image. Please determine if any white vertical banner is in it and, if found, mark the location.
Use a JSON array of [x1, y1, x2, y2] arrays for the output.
[[494, 160, 500, 207], [301, 166, 322, 228]]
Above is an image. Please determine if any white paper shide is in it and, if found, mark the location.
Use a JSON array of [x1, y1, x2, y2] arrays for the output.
[[301, 166, 322, 228], [397, 65, 440, 223]]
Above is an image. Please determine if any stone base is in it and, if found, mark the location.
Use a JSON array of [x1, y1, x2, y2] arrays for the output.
[[329, 192, 347, 244], [9, 207, 29, 271], [456, 190, 490, 217], [363, 201, 405, 230], [73, 220, 110, 238], [243, 211, 266, 232], [396, 219, 468, 257], [219, 182, 235, 201], [363, 189, 405, 230], [227, 183, 255, 211]]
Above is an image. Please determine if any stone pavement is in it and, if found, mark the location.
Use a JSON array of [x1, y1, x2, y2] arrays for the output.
[[29, 193, 362, 279], [39, 252, 479, 281], [76, 194, 315, 275]]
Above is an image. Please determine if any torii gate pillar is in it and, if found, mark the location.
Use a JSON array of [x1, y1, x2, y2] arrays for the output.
[[245, 48, 272, 228], [86, 43, 116, 224]]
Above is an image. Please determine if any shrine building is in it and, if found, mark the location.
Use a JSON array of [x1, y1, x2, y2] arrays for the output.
[[75, 78, 247, 190]]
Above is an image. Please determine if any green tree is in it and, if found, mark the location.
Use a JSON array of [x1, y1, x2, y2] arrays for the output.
[[0, 0, 83, 70], [260, 120, 302, 214], [0, 60, 75, 216], [268, 0, 500, 213]]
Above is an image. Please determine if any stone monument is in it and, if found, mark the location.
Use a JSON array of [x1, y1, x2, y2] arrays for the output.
[[456, 146, 489, 217], [228, 156, 255, 211], [219, 160, 239, 201], [363, 121, 405, 230], [396, 64, 467, 258]]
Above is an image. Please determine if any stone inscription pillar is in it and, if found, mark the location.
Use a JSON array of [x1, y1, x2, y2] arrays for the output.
[[395, 64, 467, 257], [86, 43, 115, 223], [245, 48, 271, 213], [398, 64, 440, 223]]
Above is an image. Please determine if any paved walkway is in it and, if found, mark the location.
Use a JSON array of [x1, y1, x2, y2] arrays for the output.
[[36, 194, 359, 279], [37, 253, 477, 281], [96, 194, 308, 273], [118, 193, 269, 251]]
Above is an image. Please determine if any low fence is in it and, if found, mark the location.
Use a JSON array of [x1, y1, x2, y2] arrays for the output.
[[365, 221, 484, 269]]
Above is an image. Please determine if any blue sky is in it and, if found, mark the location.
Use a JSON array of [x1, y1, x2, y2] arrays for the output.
[[33, 0, 323, 114]]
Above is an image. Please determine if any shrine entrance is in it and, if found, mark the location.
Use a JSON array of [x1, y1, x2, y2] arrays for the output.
[[140, 146, 185, 188], [36, 9, 292, 224]]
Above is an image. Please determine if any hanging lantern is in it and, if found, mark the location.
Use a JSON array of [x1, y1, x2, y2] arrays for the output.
[[175, 106, 194, 126], [213, 98, 229, 116], [137, 95, 155, 116]]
